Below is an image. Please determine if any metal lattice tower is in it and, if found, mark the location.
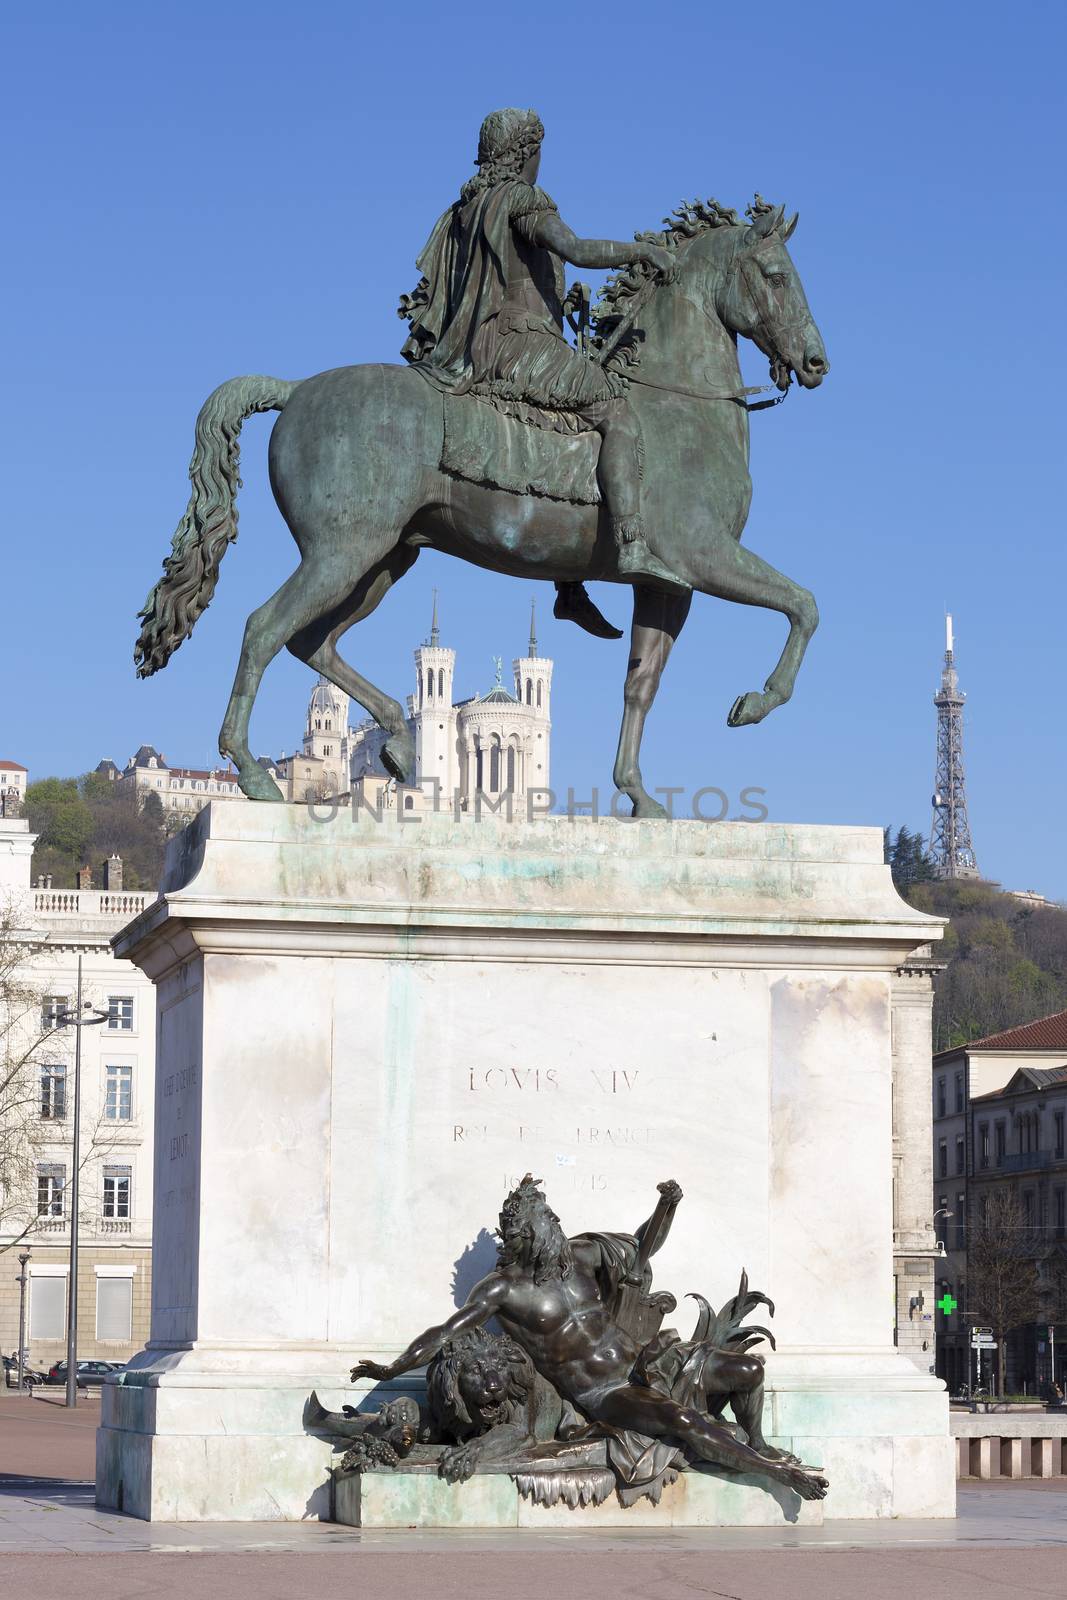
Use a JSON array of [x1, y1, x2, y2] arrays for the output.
[[929, 614, 979, 879]]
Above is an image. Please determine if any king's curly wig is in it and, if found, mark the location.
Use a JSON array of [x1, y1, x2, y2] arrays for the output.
[[460, 108, 544, 203]]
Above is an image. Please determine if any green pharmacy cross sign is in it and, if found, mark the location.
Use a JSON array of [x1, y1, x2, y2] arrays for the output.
[[937, 1292, 958, 1316]]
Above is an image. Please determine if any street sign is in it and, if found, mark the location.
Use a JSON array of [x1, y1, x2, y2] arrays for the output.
[[971, 1336, 996, 1348], [973, 1327, 993, 1338]]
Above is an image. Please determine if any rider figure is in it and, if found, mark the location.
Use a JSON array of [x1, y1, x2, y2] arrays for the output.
[[401, 108, 690, 631]]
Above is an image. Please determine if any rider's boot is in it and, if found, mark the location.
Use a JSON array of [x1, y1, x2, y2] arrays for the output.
[[613, 515, 691, 597], [553, 582, 624, 640]]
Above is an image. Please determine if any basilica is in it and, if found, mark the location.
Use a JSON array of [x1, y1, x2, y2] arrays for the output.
[[96, 601, 552, 816]]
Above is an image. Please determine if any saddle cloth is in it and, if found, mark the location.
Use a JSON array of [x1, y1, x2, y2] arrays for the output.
[[441, 390, 601, 506]]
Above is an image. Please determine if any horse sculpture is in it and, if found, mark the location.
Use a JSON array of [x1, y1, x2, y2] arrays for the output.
[[135, 197, 828, 818]]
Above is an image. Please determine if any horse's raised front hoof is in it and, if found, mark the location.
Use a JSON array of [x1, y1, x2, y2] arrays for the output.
[[728, 691, 769, 728], [381, 731, 416, 785], [237, 761, 285, 802]]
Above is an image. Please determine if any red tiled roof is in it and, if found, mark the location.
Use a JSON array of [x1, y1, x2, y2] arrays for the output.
[[0, 760, 27, 771], [965, 1009, 1067, 1052]]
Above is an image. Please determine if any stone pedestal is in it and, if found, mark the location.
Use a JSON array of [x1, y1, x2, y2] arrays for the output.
[[96, 805, 954, 1522]]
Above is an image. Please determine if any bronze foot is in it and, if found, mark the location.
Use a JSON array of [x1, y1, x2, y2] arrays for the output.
[[553, 582, 624, 640]]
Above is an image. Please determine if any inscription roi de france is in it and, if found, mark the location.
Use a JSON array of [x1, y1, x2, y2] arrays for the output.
[[306, 782, 769, 824]]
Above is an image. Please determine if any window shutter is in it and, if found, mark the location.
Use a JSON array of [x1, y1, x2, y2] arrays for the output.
[[30, 1277, 66, 1340], [96, 1277, 133, 1342]]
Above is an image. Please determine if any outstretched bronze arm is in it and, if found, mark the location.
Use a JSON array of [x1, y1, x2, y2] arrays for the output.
[[528, 214, 675, 278], [350, 1274, 509, 1384], [634, 1179, 684, 1261]]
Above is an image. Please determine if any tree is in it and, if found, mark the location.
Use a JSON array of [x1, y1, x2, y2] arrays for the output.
[[24, 773, 168, 891], [24, 778, 94, 885], [885, 825, 936, 889], [900, 878, 1067, 1050], [967, 1187, 1042, 1396]]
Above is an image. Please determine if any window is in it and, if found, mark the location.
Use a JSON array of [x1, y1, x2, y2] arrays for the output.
[[1056, 1188, 1066, 1240], [955, 1135, 965, 1176], [995, 1122, 1006, 1165], [955, 1194, 966, 1250], [105, 1064, 132, 1120], [30, 1276, 66, 1341], [42, 995, 68, 1031], [936, 1077, 946, 1118], [107, 995, 133, 1031], [40, 1063, 67, 1120], [979, 1123, 989, 1169], [1056, 1111, 1065, 1160], [955, 1072, 964, 1113], [938, 1138, 948, 1178], [103, 1165, 131, 1219], [96, 1277, 132, 1342], [36, 1164, 65, 1217]]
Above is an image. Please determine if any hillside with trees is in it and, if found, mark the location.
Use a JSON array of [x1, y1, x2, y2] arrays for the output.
[[23, 774, 166, 891], [886, 827, 1067, 1050]]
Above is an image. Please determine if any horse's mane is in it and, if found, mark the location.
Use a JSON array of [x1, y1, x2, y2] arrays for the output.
[[592, 194, 780, 357]]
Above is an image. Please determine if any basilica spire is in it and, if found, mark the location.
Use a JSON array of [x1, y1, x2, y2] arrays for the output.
[[429, 588, 440, 647], [529, 598, 538, 658]]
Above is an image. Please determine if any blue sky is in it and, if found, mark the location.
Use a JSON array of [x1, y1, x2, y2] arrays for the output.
[[3, 2, 1065, 896]]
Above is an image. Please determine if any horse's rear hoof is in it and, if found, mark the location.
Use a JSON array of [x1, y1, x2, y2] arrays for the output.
[[630, 796, 669, 821], [238, 764, 285, 802], [382, 732, 416, 785]]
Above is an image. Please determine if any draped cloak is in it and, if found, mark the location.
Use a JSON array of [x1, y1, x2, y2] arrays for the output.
[[402, 180, 621, 413]]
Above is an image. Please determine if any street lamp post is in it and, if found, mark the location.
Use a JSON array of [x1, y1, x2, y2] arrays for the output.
[[16, 1247, 31, 1393], [57, 955, 108, 1409]]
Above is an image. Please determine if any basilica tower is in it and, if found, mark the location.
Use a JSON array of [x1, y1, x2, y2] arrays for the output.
[[412, 591, 458, 797], [512, 601, 553, 796]]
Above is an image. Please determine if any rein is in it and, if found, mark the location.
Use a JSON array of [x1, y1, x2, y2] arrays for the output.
[[625, 370, 788, 410]]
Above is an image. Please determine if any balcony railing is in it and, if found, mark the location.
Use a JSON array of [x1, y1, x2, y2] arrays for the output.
[[99, 1218, 132, 1234], [33, 889, 150, 918], [1000, 1151, 1054, 1173]]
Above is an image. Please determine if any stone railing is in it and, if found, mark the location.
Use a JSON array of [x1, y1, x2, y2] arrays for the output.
[[99, 1218, 132, 1234], [33, 889, 151, 919], [952, 1412, 1067, 1477]]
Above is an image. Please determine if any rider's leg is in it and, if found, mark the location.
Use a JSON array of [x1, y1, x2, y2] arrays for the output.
[[592, 405, 690, 595], [589, 1382, 826, 1500]]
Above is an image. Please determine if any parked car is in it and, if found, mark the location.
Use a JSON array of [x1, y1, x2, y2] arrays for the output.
[[3, 1353, 46, 1388], [43, 1359, 123, 1388]]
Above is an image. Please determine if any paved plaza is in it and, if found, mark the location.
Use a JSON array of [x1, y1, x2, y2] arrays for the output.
[[3, 1393, 1067, 1597]]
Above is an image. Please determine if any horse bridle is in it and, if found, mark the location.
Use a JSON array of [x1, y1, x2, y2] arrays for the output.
[[624, 238, 803, 411]]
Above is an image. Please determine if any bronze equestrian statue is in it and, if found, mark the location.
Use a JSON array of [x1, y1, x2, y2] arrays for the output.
[[135, 108, 829, 817]]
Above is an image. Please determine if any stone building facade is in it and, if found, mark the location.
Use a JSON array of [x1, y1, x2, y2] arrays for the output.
[[892, 944, 947, 1372], [0, 813, 155, 1372], [932, 1010, 1067, 1394], [0, 760, 27, 815]]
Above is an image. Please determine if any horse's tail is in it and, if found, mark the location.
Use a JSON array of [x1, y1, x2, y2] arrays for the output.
[[134, 375, 299, 677]]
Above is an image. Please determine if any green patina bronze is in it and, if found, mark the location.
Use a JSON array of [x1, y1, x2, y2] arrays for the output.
[[135, 109, 829, 817]]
